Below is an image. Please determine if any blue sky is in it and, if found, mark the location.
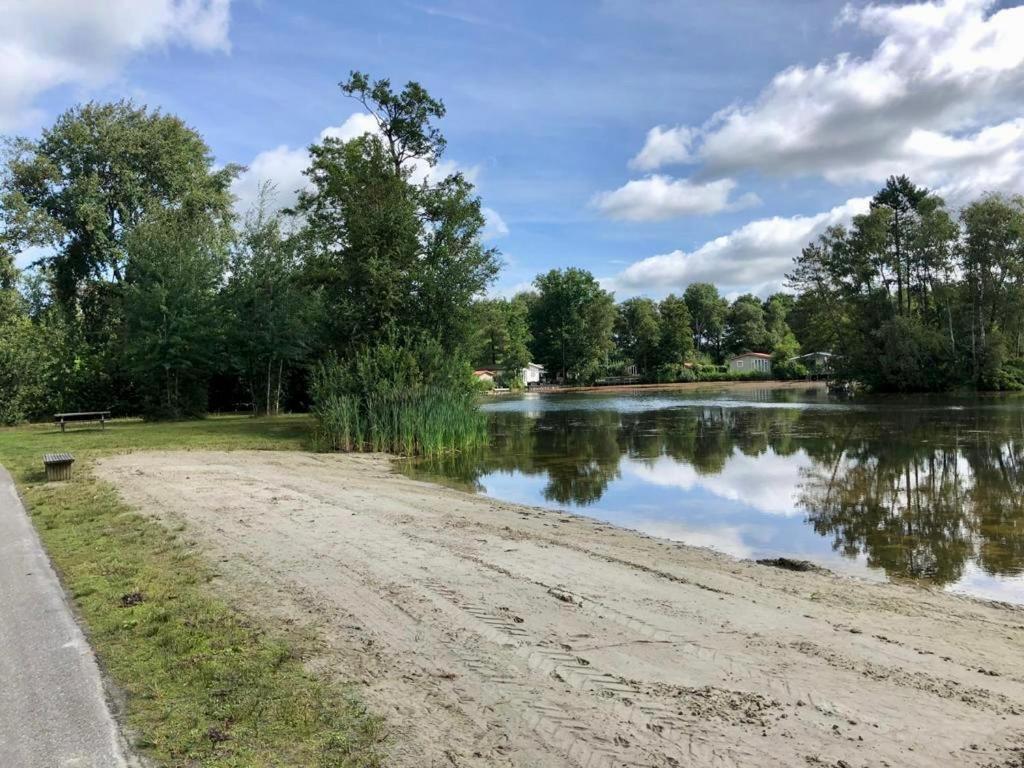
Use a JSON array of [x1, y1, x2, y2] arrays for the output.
[[4, 0, 1024, 298]]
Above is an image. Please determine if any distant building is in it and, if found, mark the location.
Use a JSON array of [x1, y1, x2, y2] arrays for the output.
[[472, 369, 499, 384], [521, 362, 545, 385], [728, 352, 772, 373]]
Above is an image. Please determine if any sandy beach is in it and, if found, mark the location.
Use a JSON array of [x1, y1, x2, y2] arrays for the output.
[[97, 450, 1024, 768]]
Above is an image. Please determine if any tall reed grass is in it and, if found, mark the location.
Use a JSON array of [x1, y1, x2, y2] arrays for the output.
[[310, 346, 487, 456]]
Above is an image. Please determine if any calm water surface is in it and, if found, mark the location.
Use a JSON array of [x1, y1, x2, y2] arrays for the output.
[[400, 385, 1024, 603]]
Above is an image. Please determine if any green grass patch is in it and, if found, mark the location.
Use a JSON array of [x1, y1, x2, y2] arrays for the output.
[[0, 415, 384, 767]]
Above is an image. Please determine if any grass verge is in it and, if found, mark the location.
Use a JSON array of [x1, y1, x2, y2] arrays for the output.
[[0, 415, 384, 767]]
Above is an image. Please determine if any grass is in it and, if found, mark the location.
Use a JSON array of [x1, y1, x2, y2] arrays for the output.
[[0, 415, 384, 767], [313, 388, 487, 456]]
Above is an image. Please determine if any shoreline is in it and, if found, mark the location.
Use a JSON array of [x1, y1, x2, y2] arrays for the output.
[[98, 449, 1024, 768], [501, 379, 827, 396]]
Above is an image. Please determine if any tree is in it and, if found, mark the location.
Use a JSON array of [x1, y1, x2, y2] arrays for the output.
[[1, 101, 237, 313], [657, 294, 694, 366], [122, 212, 228, 418], [725, 294, 770, 354], [615, 297, 661, 374], [959, 194, 1024, 383], [470, 295, 532, 376], [763, 293, 795, 348], [530, 268, 615, 382], [223, 193, 314, 416], [683, 282, 727, 358], [871, 174, 929, 316], [295, 71, 499, 355]]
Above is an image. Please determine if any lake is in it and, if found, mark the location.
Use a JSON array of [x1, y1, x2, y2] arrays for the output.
[[401, 384, 1024, 604]]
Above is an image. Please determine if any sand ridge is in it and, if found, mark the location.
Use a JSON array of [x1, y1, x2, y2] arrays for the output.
[[97, 450, 1024, 768]]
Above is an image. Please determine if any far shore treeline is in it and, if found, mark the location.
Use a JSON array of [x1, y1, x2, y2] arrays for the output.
[[3, 74, 1024, 448]]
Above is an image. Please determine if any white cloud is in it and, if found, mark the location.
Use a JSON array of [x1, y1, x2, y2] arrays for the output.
[[629, 125, 695, 171], [634, 0, 1024, 193], [0, 0, 231, 129], [592, 175, 759, 222], [482, 207, 510, 240], [609, 196, 870, 297]]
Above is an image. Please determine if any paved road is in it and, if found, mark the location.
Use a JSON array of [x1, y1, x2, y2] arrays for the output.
[[0, 464, 133, 768]]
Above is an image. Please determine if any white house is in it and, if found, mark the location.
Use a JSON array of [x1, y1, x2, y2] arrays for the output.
[[521, 362, 545, 385], [728, 352, 772, 373]]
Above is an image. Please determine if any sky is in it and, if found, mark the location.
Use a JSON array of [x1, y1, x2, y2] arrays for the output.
[[3, 0, 1024, 300]]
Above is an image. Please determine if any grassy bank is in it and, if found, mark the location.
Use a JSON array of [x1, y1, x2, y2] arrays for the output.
[[0, 415, 383, 767]]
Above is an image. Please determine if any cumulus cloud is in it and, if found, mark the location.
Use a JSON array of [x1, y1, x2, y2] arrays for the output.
[[634, 0, 1024, 193], [609, 196, 870, 297], [629, 125, 696, 171], [0, 0, 231, 129], [592, 176, 759, 222], [482, 207, 510, 240], [231, 113, 498, 230]]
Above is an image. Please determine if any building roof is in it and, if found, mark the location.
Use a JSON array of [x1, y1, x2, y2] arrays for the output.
[[472, 369, 499, 376], [729, 352, 772, 360]]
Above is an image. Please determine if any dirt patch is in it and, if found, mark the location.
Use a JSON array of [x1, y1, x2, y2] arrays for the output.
[[97, 451, 1024, 768]]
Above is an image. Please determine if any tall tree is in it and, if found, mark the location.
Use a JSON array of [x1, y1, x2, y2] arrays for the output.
[[870, 174, 929, 317], [122, 211, 228, 418], [683, 282, 727, 358], [223, 192, 314, 416], [959, 194, 1024, 383], [657, 293, 694, 366], [471, 295, 532, 374], [530, 268, 615, 382], [725, 294, 770, 354], [295, 72, 499, 355], [1, 101, 237, 312], [615, 297, 661, 374]]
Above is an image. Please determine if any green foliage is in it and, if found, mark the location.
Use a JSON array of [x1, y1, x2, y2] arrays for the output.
[[770, 333, 807, 380], [122, 212, 228, 419], [724, 294, 770, 355], [310, 342, 486, 456], [1, 100, 237, 310], [223, 193, 314, 415], [470, 295, 532, 372], [295, 73, 498, 355], [657, 293, 694, 366], [529, 268, 616, 383], [615, 297, 661, 374], [683, 282, 728, 358]]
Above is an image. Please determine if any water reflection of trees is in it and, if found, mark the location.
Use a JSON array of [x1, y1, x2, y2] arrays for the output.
[[412, 397, 1024, 586]]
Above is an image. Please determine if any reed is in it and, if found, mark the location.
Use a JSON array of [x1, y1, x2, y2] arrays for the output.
[[311, 357, 486, 456]]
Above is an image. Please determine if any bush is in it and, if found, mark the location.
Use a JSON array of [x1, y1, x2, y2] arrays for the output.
[[654, 364, 695, 383], [310, 342, 487, 456]]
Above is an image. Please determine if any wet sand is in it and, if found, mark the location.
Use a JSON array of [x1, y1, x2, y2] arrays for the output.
[[98, 450, 1024, 768]]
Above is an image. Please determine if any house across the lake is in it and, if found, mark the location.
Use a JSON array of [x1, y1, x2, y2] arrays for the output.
[[728, 352, 772, 373], [472, 368, 499, 384], [521, 362, 545, 385]]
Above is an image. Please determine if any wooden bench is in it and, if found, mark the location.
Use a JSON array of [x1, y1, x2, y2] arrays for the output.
[[43, 453, 75, 482], [54, 411, 111, 432]]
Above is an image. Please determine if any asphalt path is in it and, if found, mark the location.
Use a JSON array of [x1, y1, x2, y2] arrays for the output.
[[0, 464, 133, 767]]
